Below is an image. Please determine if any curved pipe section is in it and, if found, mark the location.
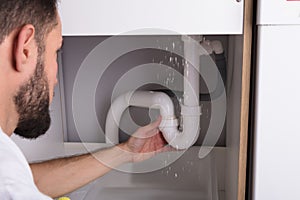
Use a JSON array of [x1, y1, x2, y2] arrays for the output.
[[105, 91, 176, 144], [105, 90, 200, 149]]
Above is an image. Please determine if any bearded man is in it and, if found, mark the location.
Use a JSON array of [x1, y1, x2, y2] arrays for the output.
[[0, 1, 167, 199]]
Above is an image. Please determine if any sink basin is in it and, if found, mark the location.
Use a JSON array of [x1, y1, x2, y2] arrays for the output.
[[68, 147, 221, 200], [85, 188, 211, 200]]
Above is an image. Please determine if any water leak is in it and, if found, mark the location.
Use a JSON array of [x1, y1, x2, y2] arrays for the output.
[[174, 173, 178, 178]]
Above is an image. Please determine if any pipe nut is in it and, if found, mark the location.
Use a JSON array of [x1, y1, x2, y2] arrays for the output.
[[159, 118, 178, 129]]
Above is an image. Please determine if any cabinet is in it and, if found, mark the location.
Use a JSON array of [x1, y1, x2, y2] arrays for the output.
[[253, 25, 300, 200], [252, 0, 300, 199], [257, 0, 300, 25], [12, 1, 253, 200], [58, 0, 244, 35]]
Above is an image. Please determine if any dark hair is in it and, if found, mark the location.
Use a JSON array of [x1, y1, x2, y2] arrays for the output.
[[0, 0, 58, 47]]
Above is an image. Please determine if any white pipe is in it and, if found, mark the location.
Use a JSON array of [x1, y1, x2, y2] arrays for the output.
[[161, 35, 202, 149], [105, 91, 177, 144], [105, 92, 131, 144], [105, 36, 202, 149], [200, 38, 224, 55], [211, 40, 224, 54], [105, 90, 200, 149]]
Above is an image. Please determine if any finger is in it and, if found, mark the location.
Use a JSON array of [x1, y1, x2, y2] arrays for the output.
[[141, 116, 162, 132], [153, 133, 166, 147], [136, 127, 160, 139], [156, 145, 178, 153], [146, 127, 160, 137]]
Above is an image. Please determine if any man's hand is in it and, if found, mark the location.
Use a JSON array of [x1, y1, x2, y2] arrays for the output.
[[118, 116, 169, 163], [30, 117, 170, 198]]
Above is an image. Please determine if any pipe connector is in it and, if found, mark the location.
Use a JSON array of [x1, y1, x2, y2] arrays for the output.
[[159, 118, 178, 130], [181, 35, 203, 43], [159, 118, 179, 142], [211, 40, 224, 54]]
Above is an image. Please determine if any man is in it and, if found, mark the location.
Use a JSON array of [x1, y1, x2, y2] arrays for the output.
[[0, 0, 167, 199]]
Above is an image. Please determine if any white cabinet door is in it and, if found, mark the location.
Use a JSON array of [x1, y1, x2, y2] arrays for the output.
[[253, 25, 300, 200], [257, 0, 300, 25], [58, 0, 244, 36]]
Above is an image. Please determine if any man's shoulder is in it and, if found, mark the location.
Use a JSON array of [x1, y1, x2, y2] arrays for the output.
[[0, 133, 52, 199], [0, 141, 31, 182], [0, 131, 33, 184]]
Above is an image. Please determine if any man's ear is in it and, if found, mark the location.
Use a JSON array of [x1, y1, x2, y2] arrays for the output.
[[14, 24, 36, 72]]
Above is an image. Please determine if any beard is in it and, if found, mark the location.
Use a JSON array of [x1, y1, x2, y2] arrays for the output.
[[13, 52, 51, 139]]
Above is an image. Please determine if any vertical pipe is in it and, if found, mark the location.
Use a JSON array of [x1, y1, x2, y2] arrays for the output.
[[183, 36, 200, 107], [181, 36, 202, 145]]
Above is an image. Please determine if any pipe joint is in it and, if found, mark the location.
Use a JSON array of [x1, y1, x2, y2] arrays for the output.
[[159, 118, 178, 129]]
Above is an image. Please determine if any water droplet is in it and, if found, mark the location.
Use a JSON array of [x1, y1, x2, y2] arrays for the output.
[[179, 98, 183, 104], [171, 77, 174, 84], [174, 173, 178, 178], [182, 167, 185, 172]]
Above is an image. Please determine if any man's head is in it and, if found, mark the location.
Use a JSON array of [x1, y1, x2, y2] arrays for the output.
[[0, 0, 62, 138]]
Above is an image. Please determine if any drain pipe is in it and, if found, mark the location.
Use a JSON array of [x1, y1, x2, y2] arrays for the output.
[[160, 35, 202, 148], [161, 38, 225, 148], [105, 89, 199, 149], [105, 91, 176, 144], [105, 36, 202, 149]]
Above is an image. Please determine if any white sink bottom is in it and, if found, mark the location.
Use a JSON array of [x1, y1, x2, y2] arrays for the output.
[[66, 146, 224, 200], [85, 188, 209, 200]]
